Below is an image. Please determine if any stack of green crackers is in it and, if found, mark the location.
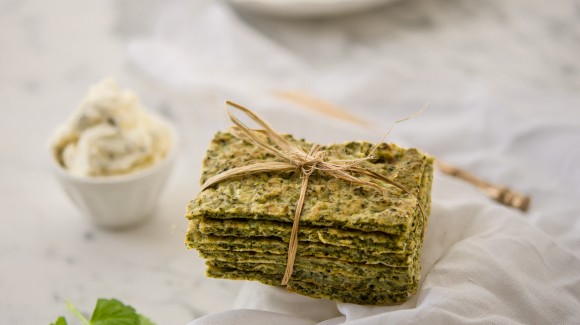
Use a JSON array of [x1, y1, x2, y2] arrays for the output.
[[186, 131, 434, 305]]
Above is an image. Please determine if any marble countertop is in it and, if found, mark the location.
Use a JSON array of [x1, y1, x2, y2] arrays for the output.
[[1, 0, 579, 324]]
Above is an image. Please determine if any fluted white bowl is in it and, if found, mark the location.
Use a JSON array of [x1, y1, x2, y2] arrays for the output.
[[50, 119, 178, 230]]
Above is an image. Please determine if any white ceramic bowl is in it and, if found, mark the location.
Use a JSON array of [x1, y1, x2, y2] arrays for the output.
[[226, 0, 402, 19], [50, 120, 178, 230]]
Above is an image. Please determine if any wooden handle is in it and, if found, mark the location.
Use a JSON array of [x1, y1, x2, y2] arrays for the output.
[[437, 160, 530, 212]]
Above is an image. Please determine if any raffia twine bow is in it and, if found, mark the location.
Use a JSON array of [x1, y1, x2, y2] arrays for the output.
[[200, 101, 426, 286]]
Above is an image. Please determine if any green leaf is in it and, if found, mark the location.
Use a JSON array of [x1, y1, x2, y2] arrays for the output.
[[90, 298, 139, 325], [50, 316, 68, 325], [66, 301, 90, 325], [137, 314, 156, 325]]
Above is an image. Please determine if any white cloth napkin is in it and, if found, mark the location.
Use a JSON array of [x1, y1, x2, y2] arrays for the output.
[[185, 174, 580, 324], [127, 1, 580, 323]]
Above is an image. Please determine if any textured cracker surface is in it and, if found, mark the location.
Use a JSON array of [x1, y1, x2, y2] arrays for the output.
[[187, 132, 430, 235], [206, 265, 413, 305]]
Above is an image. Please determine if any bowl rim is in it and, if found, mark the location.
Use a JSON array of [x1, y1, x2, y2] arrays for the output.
[[225, 0, 399, 18], [49, 115, 179, 185]]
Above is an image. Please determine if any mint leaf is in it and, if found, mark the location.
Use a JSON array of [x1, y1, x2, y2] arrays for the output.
[[50, 316, 68, 325], [66, 301, 90, 325], [90, 298, 139, 325], [54, 298, 155, 325], [137, 314, 156, 325]]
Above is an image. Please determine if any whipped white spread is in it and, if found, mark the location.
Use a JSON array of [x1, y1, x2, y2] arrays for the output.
[[52, 79, 171, 177]]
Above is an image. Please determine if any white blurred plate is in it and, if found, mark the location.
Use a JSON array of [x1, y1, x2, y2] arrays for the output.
[[225, 0, 402, 18]]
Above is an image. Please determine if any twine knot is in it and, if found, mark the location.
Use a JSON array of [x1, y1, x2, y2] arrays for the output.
[[298, 145, 325, 176]]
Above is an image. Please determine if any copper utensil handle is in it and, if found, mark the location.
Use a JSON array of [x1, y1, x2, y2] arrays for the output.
[[437, 160, 530, 212]]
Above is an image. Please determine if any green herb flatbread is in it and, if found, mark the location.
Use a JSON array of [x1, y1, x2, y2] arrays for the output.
[[187, 132, 431, 236]]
